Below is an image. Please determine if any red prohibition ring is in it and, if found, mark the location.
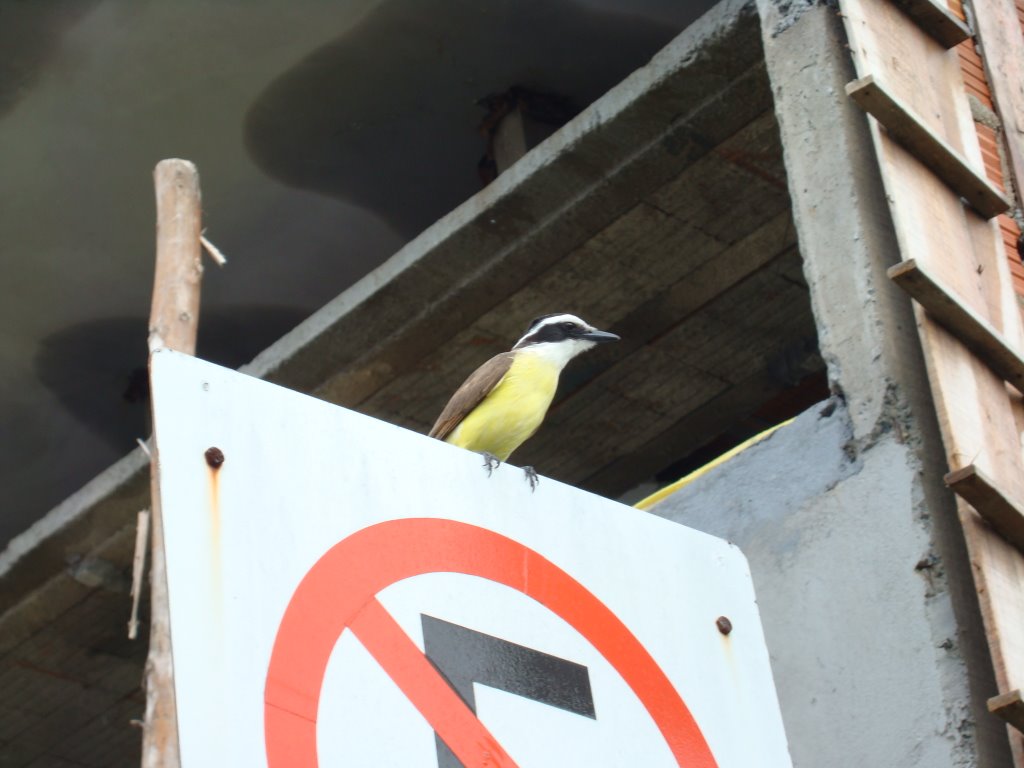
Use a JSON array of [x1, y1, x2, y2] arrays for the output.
[[264, 518, 718, 767]]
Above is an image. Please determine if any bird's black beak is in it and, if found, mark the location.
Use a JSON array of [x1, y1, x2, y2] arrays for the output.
[[579, 329, 620, 343]]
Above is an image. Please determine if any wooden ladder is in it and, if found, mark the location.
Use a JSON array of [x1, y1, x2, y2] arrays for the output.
[[837, 0, 1024, 760]]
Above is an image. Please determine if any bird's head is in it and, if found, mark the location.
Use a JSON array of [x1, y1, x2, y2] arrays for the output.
[[512, 313, 619, 366]]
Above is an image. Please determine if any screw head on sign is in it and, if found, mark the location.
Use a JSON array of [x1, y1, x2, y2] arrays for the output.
[[205, 447, 225, 469], [716, 616, 733, 635]]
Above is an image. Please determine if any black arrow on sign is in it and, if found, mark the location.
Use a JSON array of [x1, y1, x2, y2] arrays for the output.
[[421, 614, 596, 768]]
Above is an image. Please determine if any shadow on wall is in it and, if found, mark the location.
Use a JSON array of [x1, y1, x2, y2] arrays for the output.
[[34, 306, 308, 450], [0, 1, 102, 119], [244, 0, 688, 239]]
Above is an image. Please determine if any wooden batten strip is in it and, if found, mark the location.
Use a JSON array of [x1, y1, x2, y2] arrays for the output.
[[970, 0, 1024, 212], [888, 259, 1024, 390], [988, 689, 1024, 733], [846, 75, 1011, 219], [890, 0, 972, 47], [946, 464, 1024, 552]]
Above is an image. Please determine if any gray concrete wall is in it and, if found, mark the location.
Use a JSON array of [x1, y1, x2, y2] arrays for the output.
[[648, 399, 986, 766], [647, 2, 1012, 765]]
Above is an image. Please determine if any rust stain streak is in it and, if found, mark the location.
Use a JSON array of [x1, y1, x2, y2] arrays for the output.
[[208, 466, 221, 560], [207, 462, 223, 618]]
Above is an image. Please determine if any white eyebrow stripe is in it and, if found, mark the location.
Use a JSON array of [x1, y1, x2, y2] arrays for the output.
[[534, 313, 585, 328]]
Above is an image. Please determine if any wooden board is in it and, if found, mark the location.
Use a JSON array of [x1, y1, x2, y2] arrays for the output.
[[842, 0, 982, 156], [990, 689, 1024, 733], [891, 0, 972, 47], [961, 496, 1024, 750], [946, 464, 1024, 550], [846, 75, 1010, 218], [839, 0, 1024, 758], [888, 259, 1024, 389]]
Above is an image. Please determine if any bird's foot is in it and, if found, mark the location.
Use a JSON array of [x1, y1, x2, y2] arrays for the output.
[[523, 465, 539, 491], [481, 452, 501, 477]]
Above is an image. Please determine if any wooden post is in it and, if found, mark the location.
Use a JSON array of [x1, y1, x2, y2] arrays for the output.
[[149, 160, 204, 355], [142, 159, 203, 768]]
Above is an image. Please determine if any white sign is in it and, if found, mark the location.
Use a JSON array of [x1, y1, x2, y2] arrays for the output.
[[151, 350, 791, 767]]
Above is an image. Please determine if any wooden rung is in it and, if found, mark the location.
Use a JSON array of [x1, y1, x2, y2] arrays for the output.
[[946, 464, 1024, 552], [846, 75, 1010, 219], [987, 689, 1024, 733], [889, 0, 971, 48], [888, 259, 1024, 390]]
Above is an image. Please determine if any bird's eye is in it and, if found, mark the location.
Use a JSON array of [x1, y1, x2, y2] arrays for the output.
[[561, 322, 577, 331]]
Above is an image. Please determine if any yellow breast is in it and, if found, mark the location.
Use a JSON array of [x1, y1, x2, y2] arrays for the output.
[[446, 353, 560, 461]]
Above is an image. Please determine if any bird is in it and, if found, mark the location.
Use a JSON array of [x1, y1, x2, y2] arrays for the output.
[[429, 313, 619, 488]]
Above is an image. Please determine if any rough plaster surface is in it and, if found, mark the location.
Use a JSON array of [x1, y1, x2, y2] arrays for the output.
[[755, 0, 908, 443], [649, 399, 974, 767]]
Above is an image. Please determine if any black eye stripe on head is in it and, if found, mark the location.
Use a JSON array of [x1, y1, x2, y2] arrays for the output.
[[524, 321, 589, 345], [530, 324, 569, 343]]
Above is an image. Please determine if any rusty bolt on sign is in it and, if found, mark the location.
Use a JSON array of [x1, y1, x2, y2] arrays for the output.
[[205, 447, 225, 469], [716, 616, 733, 635]]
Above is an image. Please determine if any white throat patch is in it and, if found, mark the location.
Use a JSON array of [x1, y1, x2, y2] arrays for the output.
[[517, 338, 595, 369]]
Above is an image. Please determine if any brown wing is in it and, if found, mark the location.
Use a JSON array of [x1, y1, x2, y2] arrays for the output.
[[428, 352, 515, 441]]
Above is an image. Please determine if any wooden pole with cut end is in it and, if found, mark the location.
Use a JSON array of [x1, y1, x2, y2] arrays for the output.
[[142, 158, 203, 768], [149, 160, 204, 355]]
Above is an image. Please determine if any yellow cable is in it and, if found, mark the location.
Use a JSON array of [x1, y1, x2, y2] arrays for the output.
[[633, 418, 795, 510]]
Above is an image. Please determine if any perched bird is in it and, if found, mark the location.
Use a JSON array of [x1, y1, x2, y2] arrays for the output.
[[429, 313, 619, 487]]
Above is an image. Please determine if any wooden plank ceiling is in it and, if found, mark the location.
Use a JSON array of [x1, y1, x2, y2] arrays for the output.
[[317, 97, 821, 498]]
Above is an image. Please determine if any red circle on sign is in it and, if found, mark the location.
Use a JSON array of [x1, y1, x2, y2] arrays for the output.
[[264, 518, 718, 767]]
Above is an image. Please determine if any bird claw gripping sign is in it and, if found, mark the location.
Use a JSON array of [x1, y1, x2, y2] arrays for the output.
[[150, 349, 792, 767]]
